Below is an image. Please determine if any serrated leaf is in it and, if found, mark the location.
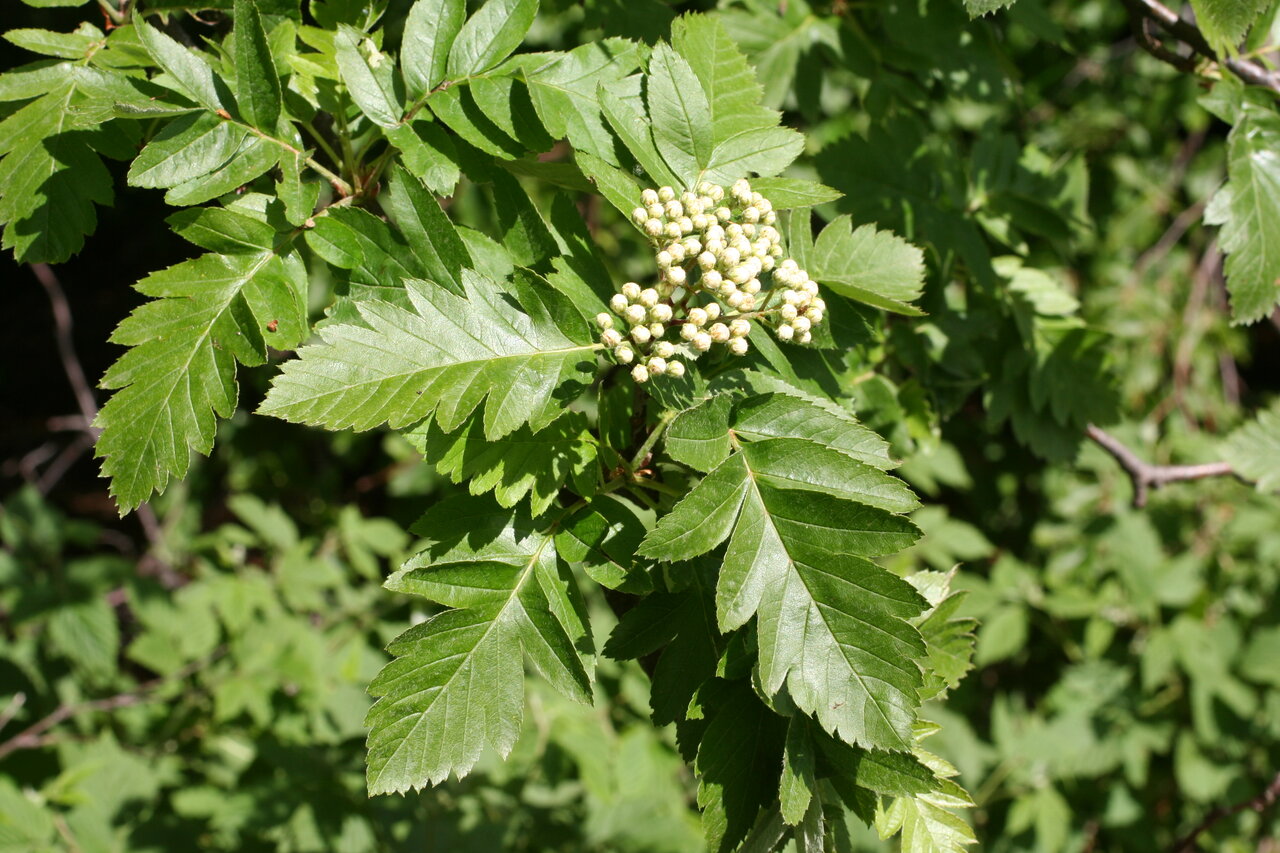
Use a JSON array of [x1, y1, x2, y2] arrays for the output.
[[1205, 102, 1280, 324], [779, 718, 817, 825], [386, 119, 461, 196], [305, 205, 423, 304], [368, 500, 591, 793], [1222, 399, 1280, 491], [446, 0, 539, 78], [666, 394, 734, 473], [0, 81, 112, 263], [521, 40, 645, 166], [135, 18, 233, 114], [260, 270, 597, 438], [1189, 0, 1270, 55], [646, 43, 713, 185], [380, 166, 471, 294], [730, 390, 896, 470], [127, 112, 252, 189], [640, 449, 926, 750], [669, 14, 775, 148], [747, 177, 842, 210], [875, 784, 977, 853], [334, 24, 402, 128], [4, 26, 104, 60], [232, 0, 282, 131], [907, 571, 977, 701], [554, 495, 654, 592], [703, 125, 804, 185], [812, 215, 926, 315], [402, 0, 466, 98], [95, 211, 306, 511], [598, 76, 682, 190], [739, 438, 919, 513], [963, 0, 1017, 16], [405, 411, 597, 515]]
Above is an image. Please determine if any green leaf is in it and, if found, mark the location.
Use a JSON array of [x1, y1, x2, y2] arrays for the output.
[[135, 18, 233, 114], [446, 0, 539, 78], [232, 0, 282, 131], [386, 118, 461, 196], [702, 125, 804, 185], [779, 718, 817, 825], [1205, 102, 1280, 324], [334, 24, 402, 128], [305, 206, 423, 304], [646, 43, 713, 186], [665, 394, 733, 473], [876, 780, 976, 852], [746, 177, 842, 210], [640, 449, 926, 750], [48, 597, 119, 681], [401, 0, 466, 98], [0, 81, 112, 263], [1222, 399, 1280, 491], [812, 215, 926, 316], [95, 211, 306, 511], [4, 25, 103, 60], [730, 390, 896, 471], [406, 411, 598, 515], [598, 77, 682, 190], [963, 0, 1017, 16], [368, 499, 591, 793], [554, 495, 654, 593], [127, 112, 252, 189], [380, 166, 472, 295], [907, 570, 977, 701], [738, 438, 919, 513], [1189, 0, 1271, 54], [520, 40, 646, 165], [260, 271, 598, 438]]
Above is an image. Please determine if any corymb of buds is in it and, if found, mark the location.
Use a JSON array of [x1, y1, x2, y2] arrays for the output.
[[603, 178, 827, 383]]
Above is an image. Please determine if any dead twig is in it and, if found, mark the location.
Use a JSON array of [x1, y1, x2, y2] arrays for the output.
[[1172, 771, 1280, 852], [1119, 0, 1280, 93], [1085, 423, 1237, 508]]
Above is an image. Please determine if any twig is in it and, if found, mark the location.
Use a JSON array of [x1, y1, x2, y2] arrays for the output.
[[1172, 771, 1280, 852], [31, 264, 99, 435], [1086, 423, 1237, 507], [1120, 0, 1280, 93]]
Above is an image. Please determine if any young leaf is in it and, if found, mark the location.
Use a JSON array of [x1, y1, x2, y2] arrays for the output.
[[334, 24, 402, 128], [95, 210, 306, 512], [232, 0, 281, 131], [446, 0, 539, 79], [1189, 0, 1270, 55], [135, 18, 233, 115], [401, 0, 466, 98], [811, 215, 926, 316], [1221, 399, 1280, 491], [405, 411, 598, 515], [908, 571, 978, 702], [646, 43, 713, 186], [368, 499, 591, 793], [1204, 102, 1280, 324], [640, 448, 927, 751], [259, 270, 598, 438], [0, 80, 112, 263]]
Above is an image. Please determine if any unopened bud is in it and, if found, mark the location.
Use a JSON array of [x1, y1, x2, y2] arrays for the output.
[[709, 323, 730, 342], [687, 307, 708, 326], [601, 328, 622, 347], [648, 357, 668, 375], [658, 186, 675, 202], [668, 360, 686, 378], [650, 304, 673, 323], [728, 337, 749, 356], [624, 304, 647, 325], [693, 332, 713, 351], [596, 313, 614, 329], [666, 267, 687, 286], [631, 325, 652, 344], [632, 363, 650, 383], [729, 319, 750, 338], [654, 341, 675, 358], [633, 207, 648, 225], [641, 188, 659, 206], [776, 324, 794, 341], [615, 344, 635, 363]]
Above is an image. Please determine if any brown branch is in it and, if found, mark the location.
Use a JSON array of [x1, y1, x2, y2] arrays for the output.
[[1119, 0, 1280, 94], [1085, 424, 1237, 507], [1172, 770, 1280, 852], [31, 264, 100, 435]]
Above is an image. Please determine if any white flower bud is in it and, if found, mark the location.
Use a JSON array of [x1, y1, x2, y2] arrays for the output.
[[783, 289, 802, 306], [705, 239, 725, 255], [688, 307, 708, 326], [798, 330, 812, 344], [638, 288, 660, 307], [760, 226, 779, 244], [722, 247, 741, 266], [693, 332, 713, 351], [756, 197, 772, 215], [625, 304, 648, 325], [701, 270, 723, 290], [709, 322, 730, 342], [753, 239, 771, 257], [615, 344, 634, 363], [668, 360, 686, 378], [708, 184, 725, 201], [622, 282, 641, 300], [658, 186, 676, 202], [681, 323, 697, 340], [691, 213, 709, 231], [656, 251, 673, 269], [792, 316, 811, 333], [715, 207, 732, 222], [664, 222, 683, 239], [601, 328, 622, 347], [649, 322, 666, 338], [698, 181, 716, 195], [742, 206, 759, 223], [681, 190, 697, 206], [678, 217, 694, 234], [761, 255, 775, 271], [803, 280, 820, 296], [781, 304, 798, 320], [698, 251, 717, 270], [704, 302, 721, 321], [631, 325, 652, 344], [726, 223, 743, 238], [641, 188, 659, 206], [750, 191, 764, 205], [610, 294, 628, 313], [741, 295, 757, 311], [764, 210, 777, 225], [705, 224, 725, 242], [648, 356, 668, 375], [666, 267, 686, 286], [806, 309, 824, 325], [647, 203, 664, 219], [645, 218, 663, 237], [729, 337, 749, 356], [719, 281, 738, 298], [632, 363, 650, 383], [769, 244, 783, 257], [664, 200, 683, 219], [742, 223, 757, 238], [650, 304, 673, 323], [776, 324, 794, 341], [632, 207, 648, 225], [654, 341, 675, 358], [668, 242, 686, 262], [683, 237, 702, 255], [744, 278, 761, 295], [729, 319, 750, 338], [732, 178, 751, 198], [813, 298, 827, 312]]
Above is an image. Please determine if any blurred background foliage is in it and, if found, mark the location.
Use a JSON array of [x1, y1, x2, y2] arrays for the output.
[[2, 0, 1278, 850]]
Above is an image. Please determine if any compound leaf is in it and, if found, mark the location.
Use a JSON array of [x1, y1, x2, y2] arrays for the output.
[[446, 0, 539, 79], [812, 215, 926, 316], [402, 0, 466, 98]]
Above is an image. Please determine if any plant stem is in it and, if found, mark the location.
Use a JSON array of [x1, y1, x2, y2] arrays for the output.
[[629, 409, 677, 471]]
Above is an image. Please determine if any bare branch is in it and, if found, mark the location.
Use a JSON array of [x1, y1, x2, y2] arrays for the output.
[[31, 264, 100, 435], [1085, 423, 1237, 507], [1119, 0, 1280, 94], [1172, 770, 1280, 852]]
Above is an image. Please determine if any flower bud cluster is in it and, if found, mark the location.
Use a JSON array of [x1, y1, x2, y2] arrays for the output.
[[606, 178, 827, 382]]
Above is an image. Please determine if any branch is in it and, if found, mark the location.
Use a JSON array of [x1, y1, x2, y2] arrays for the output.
[[32, 264, 99, 435], [1172, 770, 1280, 852], [1119, 0, 1280, 94], [1085, 424, 1237, 507]]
